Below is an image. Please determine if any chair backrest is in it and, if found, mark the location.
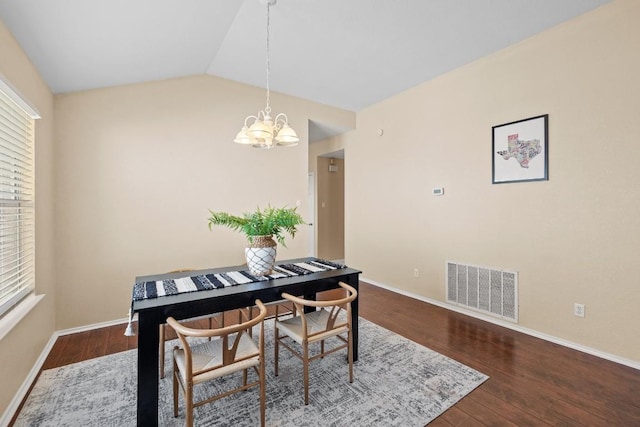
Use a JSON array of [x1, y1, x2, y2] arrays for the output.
[[167, 299, 267, 375], [280, 282, 357, 340], [168, 268, 194, 274]]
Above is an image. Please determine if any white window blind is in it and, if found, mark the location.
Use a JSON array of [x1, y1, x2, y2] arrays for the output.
[[0, 80, 38, 318]]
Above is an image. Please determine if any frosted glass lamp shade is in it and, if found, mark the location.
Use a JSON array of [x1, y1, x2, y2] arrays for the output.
[[234, 126, 252, 144], [275, 123, 300, 145], [247, 120, 273, 139]]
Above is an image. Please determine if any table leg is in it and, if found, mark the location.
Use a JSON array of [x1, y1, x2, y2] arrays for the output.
[[137, 312, 160, 426], [302, 292, 316, 314], [348, 274, 359, 361]]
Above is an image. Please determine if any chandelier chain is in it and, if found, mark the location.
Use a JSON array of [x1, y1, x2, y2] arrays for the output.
[[265, 1, 271, 115], [233, 0, 299, 148]]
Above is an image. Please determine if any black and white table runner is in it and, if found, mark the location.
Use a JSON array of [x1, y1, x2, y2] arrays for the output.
[[131, 258, 346, 301]]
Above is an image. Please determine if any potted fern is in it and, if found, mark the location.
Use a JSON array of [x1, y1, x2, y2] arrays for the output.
[[208, 205, 305, 276]]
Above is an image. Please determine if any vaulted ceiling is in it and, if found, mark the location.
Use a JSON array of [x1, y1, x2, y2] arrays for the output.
[[0, 0, 610, 129]]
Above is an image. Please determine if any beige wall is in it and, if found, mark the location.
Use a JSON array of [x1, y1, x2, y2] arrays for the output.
[[308, 133, 349, 172], [53, 75, 354, 329], [346, 0, 640, 363], [0, 20, 56, 415]]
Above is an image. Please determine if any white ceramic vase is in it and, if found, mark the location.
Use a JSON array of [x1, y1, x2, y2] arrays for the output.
[[245, 235, 277, 276]]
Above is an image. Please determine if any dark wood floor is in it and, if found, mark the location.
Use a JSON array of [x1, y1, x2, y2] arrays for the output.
[[16, 282, 640, 426]]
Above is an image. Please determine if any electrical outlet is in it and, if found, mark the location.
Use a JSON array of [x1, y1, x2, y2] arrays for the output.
[[413, 268, 419, 278], [574, 303, 585, 318]]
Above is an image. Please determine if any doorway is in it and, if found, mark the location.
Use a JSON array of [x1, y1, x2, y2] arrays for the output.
[[315, 150, 344, 261], [307, 172, 316, 257]]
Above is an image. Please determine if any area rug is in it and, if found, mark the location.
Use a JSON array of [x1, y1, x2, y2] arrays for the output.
[[15, 318, 488, 426]]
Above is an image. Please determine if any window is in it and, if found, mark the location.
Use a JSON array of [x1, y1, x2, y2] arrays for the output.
[[0, 79, 39, 318]]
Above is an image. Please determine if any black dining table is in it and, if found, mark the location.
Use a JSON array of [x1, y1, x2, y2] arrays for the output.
[[131, 257, 361, 426]]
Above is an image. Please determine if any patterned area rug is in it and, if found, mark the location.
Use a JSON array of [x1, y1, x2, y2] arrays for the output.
[[15, 318, 488, 426]]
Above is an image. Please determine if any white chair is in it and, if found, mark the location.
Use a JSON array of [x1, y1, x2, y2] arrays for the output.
[[274, 282, 358, 405], [167, 299, 267, 427]]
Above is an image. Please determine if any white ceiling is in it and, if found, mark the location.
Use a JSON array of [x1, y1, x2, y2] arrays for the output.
[[0, 0, 610, 139]]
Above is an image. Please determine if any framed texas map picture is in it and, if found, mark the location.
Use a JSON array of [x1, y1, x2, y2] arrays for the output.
[[492, 114, 548, 184]]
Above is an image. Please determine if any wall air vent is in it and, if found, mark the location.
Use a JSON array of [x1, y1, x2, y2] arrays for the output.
[[446, 261, 518, 323]]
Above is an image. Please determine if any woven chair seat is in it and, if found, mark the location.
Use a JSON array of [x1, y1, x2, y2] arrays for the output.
[[275, 309, 349, 345], [173, 334, 260, 385]]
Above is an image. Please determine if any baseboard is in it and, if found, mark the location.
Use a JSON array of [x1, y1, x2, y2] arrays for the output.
[[56, 316, 132, 336], [362, 277, 640, 371]]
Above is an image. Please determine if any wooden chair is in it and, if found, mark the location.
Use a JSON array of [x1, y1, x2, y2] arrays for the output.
[[167, 299, 267, 427], [159, 269, 225, 379], [159, 269, 286, 378], [160, 314, 227, 378], [274, 282, 358, 405]]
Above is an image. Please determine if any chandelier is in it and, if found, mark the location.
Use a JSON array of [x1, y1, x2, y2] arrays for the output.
[[234, 0, 299, 149]]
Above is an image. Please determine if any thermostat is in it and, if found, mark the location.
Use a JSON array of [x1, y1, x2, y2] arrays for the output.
[[432, 187, 444, 196]]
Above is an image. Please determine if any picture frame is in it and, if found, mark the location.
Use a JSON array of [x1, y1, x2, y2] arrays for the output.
[[492, 114, 548, 184]]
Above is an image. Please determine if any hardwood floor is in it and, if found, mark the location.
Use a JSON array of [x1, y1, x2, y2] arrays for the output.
[[17, 282, 640, 425]]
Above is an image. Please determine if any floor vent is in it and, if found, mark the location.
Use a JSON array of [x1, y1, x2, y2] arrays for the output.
[[446, 261, 518, 323]]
